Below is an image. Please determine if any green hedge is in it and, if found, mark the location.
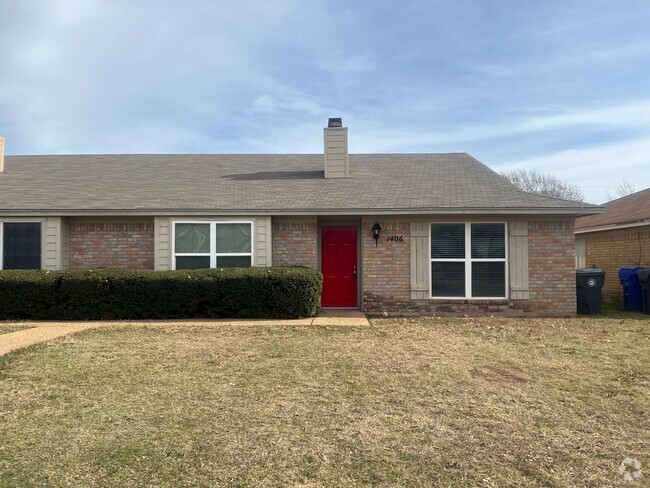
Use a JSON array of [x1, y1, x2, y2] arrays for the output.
[[0, 267, 322, 320]]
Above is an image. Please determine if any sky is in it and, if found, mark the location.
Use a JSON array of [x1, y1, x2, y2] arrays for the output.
[[1, 1, 649, 204]]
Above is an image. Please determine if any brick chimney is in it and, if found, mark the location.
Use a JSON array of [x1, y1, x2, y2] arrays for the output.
[[324, 118, 349, 178]]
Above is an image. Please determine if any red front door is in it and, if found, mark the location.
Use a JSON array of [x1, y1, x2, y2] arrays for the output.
[[321, 226, 358, 307]]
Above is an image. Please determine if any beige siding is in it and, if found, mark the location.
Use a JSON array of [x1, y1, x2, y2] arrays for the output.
[[509, 220, 529, 299], [154, 217, 171, 270], [154, 216, 272, 270], [41, 217, 70, 270], [324, 127, 349, 178], [255, 216, 272, 266], [410, 221, 430, 299], [43, 217, 61, 270]]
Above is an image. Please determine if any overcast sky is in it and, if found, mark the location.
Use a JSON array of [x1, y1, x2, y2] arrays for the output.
[[1, 1, 649, 203]]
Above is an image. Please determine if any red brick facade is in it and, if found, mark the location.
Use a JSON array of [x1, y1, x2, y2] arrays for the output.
[[361, 218, 411, 312], [361, 218, 516, 315], [61, 215, 577, 316], [68, 219, 155, 269], [582, 225, 650, 303], [361, 218, 577, 316], [526, 220, 577, 316], [271, 217, 318, 269]]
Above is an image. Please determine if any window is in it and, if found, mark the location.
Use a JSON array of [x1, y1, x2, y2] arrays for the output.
[[430, 223, 506, 298], [575, 238, 586, 269], [0, 222, 42, 270], [172, 221, 253, 269]]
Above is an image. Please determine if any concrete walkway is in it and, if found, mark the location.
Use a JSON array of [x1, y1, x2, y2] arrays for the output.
[[0, 310, 369, 356]]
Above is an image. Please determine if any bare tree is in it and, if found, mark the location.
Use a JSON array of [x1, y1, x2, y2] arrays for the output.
[[501, 169, 584, 202], [606, 179, 636, 200]]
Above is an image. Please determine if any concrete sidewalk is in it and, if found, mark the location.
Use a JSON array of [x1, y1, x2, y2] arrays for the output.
[[0, 310, 369, 356]]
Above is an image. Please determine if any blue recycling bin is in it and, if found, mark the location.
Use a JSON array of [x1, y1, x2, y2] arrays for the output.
[[618, 267, 643, 312]]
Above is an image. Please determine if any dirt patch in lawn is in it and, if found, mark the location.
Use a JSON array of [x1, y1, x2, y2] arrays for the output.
[[470, 365, 532, 382]]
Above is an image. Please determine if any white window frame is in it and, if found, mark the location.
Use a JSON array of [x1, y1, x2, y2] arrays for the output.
[[171, 220, 255, 270], [429, 222, 508, 299], [0, 219, 44, 270]]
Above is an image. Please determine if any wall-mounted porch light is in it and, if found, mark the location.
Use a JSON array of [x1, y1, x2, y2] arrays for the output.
[[372, 222, 382, 247]]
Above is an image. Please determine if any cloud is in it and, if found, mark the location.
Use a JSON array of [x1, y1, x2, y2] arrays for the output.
[[250, 92, 327, 117], [333, 100, 650, 154], [0, 0, 649, 211], [496, 137, 650, 204], [0, 0, 331, 153]]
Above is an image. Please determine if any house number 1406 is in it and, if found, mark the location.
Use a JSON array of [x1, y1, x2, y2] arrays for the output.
[[386, 235, 405, 242]]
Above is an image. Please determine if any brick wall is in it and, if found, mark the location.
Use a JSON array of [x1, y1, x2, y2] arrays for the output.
[[361, 217, 577, 316], [526, 220, 577, 316], [361, 217, 411, 312], [68, 219, 155, 269], [583, 226, 650, 304], [271, 217, 317, 268], [268, 217, 577, 316]]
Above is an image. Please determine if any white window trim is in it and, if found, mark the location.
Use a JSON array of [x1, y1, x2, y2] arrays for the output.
[[429, 222, 509, 300], [171, 220, 255, 270], [0, 219, 44, 271]]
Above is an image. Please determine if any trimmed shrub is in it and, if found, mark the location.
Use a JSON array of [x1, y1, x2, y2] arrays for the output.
[[0, 270, 58, 320], [0, 267, 322, 320]]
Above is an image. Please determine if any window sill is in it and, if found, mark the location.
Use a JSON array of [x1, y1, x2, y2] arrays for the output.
[[426, 298, 510, 304]]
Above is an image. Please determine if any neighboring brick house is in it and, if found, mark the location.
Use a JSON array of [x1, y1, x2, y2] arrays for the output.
[[0, 120, 600, 316], [575, 189, 650, 304]]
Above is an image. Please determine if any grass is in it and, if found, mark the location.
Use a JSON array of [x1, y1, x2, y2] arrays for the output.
[[0, 324, 34, 335], [0, 317, 648, 487], [601, 302, 648, 319]]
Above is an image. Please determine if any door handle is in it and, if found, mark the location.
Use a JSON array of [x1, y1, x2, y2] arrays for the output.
[[353, 268, 357, 279]]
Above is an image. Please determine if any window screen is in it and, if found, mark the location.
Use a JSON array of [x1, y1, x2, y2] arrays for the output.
[[471, 224, 505, 259], [175, 224, 210, 253], [431, 261, 465, 297], [215, 224, 251, 253], [430, 223, 506, 298], [431, 224, 465, 258], [173, 222, 253, 270], [471, 262, 506, 297], [3, 222, 41, 270]]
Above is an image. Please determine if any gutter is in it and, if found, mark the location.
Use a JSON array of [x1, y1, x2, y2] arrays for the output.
[[575, 219, 650, 234], [0, 206, 604, 217]]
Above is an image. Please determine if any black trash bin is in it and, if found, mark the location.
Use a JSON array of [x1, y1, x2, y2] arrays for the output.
[[638, 269, 650, 315], [576, 268, 606, 315]]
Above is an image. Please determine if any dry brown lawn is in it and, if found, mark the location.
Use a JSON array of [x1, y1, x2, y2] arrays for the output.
[[0, 316, 648, 487], [0, 324, 34, 335]]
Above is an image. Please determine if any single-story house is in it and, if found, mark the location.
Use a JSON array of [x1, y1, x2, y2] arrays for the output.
[[0, 119, 600, 316], [575, 188, 650, 304]]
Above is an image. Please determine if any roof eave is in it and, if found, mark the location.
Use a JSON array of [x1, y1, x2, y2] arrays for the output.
[[0, 206, 604, 217], [575, 219, 650, 234]]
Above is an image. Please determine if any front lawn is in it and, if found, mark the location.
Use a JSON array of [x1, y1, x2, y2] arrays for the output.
[[0, 317, 648, 487], [601, 302, 649, 319], [0, 324, 34, 335]]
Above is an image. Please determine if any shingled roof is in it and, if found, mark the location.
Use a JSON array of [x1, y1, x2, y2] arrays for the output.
[[0, 153, 600, 215], [576, 188, 650, 232]]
